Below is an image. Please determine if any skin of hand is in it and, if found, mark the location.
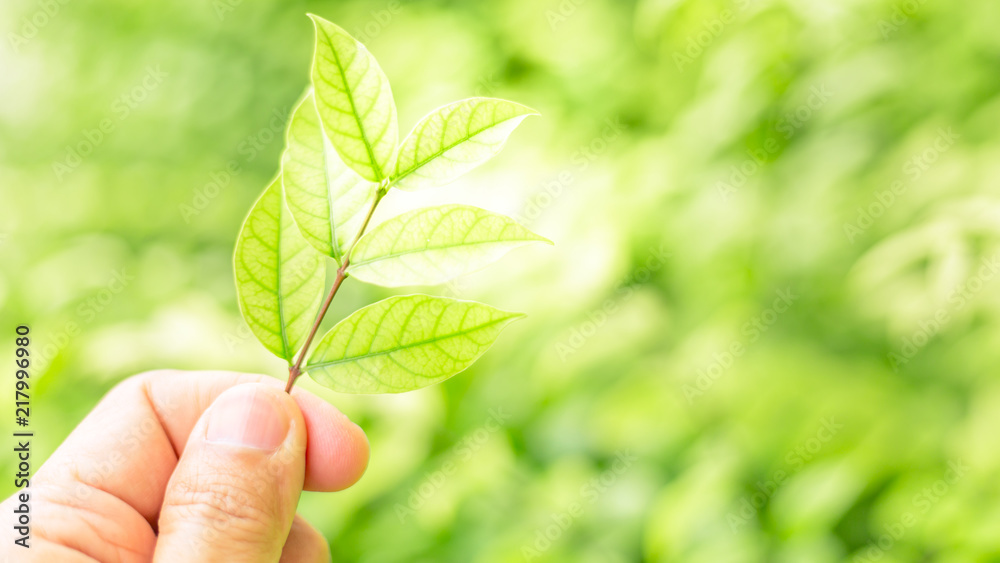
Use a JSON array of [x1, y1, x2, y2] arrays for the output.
[[0, 370, 370, 563]]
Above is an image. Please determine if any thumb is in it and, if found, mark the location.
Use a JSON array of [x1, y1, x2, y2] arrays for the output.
[[154, 383, 306, 562]]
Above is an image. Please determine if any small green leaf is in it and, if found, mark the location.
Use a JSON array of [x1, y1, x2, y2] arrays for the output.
[[282, 91, 376, 263], [234, 177, 326, 362], [309, 14, 398, 182], [392, 97, 538, 191], [347, 204, 551, 287], [305, 295, 523, 393]]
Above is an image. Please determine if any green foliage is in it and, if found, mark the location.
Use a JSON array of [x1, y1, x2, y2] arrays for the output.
[[14, 0, 1000, 560], [392, 98, 539, 191], [309, 14, 398, 182], [234, 14, 541, 393], [348, 204, 551, 287], [282, 91, 376, 262], [305, 294, 523, 393], [233, 176, 325, 362]]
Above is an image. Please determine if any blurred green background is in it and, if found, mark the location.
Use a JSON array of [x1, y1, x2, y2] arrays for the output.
[[3, 0, 1000, 561]]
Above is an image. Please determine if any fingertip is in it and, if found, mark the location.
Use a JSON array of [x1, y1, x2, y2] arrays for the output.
[[280, 515, 332, 563], [340, 419, 371, 488], [295, 396, 370, 491]]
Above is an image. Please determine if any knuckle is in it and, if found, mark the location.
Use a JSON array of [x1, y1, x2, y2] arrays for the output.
[[105, 373, 146, 397], [301, 522, 331, 560], [164, 476, 276, 539], [32, 483, 156, 562], [130, 369, 177, 386], [106, 370, 168, 400], [282, 518, 331, 563]]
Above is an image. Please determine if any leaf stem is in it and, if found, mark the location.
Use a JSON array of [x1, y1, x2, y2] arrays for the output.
[[285, 184, 388, 393]]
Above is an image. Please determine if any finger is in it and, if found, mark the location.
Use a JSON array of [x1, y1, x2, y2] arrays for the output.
[[154, 383, 305, 562], [280, 515, 331, 563], [0, 536, 103, 562], [34, 370, 369, 526], [11, 482, 156, 562]]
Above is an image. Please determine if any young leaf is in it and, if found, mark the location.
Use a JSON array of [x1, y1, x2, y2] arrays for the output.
[[392, 97, 538, 191], [304, 295, 523, 393], [309, 14, 398, 182], [347, 204, 551, 287], [234, 177, 326, 362], [282, 90, 376, 263]]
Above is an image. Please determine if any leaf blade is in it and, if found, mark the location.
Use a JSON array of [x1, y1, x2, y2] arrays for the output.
[[282, 90, 377, 262], [392, 97, 538, 191], [309, 14, 397, 182], [347, 204, 551, 287], [234, 177, 326, 362], [305, 295, 523, 393]]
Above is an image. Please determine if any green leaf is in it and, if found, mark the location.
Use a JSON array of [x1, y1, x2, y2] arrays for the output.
[[282, 91, 376, 263], [234, 177, 326, 362], [309, 14, 397, 183], [347, 204, 551, 287], [305, 295, 523, 393], [392, 97, 538, 191]]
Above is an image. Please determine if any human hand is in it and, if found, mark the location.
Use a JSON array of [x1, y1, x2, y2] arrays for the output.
[[0, 370, 370, 562]]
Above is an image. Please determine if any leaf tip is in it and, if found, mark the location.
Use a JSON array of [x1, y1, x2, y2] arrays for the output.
[[508, 101, 540, 118], [306, 13, 337, 33], [506, 311, 528, 322], [520, 222, 553, 246]]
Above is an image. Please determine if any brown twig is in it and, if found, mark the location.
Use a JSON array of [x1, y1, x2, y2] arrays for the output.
[[284, 185, 386, 393]]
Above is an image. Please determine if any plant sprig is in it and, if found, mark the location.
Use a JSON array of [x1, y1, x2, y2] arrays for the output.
[[233, 14, 549, 395]]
